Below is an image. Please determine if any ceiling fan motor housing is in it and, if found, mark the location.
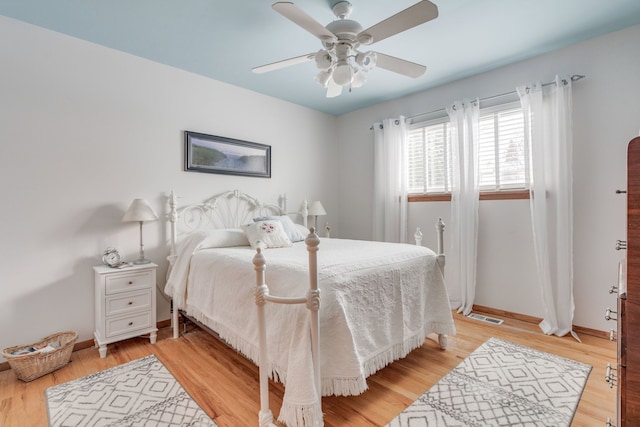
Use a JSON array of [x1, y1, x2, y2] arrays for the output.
[[325, 19, 363, 44]]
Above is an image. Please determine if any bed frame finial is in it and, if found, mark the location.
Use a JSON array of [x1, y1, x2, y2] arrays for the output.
[[414, 227, 423, 246]]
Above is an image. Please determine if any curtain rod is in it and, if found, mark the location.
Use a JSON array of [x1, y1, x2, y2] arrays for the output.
[[371, 74, 585, 129]]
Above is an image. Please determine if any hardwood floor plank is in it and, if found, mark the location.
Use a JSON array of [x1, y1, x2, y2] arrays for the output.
[[0, 310, 616, 426]]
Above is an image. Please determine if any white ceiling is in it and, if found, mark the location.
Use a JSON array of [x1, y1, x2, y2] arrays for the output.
[[2, 0, 640, 116]]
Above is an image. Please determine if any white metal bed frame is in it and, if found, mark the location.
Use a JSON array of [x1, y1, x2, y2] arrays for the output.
[[166, 190, 447, 427]]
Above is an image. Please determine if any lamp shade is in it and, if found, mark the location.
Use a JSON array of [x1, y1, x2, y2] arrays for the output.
[[308, 201, 327, 216], [122, 199, 159, 222]]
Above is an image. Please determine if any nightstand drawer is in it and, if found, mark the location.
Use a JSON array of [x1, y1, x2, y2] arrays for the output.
[[106, 290, 152, 317], [105, 270, 153, 294], [106, 311, 153, 338]]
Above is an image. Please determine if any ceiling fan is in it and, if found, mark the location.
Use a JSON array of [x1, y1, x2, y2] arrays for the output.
[[252, 1, 439, 98]]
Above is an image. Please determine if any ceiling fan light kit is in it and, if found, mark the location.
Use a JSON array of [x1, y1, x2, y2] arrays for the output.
[[315, 69, 332, 87], [356, 51, 376, 71], [314, 49, 335, 70], [333, 60, 353, 86], [253, 1, 438, 97]]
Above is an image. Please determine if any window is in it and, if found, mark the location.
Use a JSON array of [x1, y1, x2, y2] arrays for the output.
[[407, 103, 528, 198], [407, 119, 451, 194]]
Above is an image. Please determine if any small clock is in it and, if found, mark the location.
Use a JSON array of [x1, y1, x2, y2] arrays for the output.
[[102, 247, 122, 267]]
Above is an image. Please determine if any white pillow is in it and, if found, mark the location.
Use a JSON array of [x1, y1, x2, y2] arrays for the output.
[[294, 223, 311, 238], [253, 215, 306, 242], [198, 229, 249, 249], [242, 220, 292, 249], [166, 229, 249, 301]]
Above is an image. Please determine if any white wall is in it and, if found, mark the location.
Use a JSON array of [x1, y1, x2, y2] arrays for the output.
[[0, 16, 338, 360], [337, 24, 640, 332]]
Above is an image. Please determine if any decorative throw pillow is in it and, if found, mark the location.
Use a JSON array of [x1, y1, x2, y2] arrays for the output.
[[253, 215, 307, 243], [243, 220, 292, 249]]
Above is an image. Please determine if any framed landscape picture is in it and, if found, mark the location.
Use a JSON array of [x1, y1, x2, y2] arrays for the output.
[[184, 131, 271, 178]]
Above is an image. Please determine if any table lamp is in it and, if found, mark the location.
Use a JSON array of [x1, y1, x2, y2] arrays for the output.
[[122, 198, 158, 264], [308, 201, 327, 231]]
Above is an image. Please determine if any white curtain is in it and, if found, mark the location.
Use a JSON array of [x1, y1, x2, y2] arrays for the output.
[[517, 76, 576, 338], [372, 117, 408, 243], [447, 100, 480, 315]]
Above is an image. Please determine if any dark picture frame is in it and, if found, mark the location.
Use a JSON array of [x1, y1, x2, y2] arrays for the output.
[[184, 131, 271, 178]]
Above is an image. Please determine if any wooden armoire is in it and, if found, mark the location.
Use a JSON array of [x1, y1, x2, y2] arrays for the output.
[[615, 136, 640, 426]]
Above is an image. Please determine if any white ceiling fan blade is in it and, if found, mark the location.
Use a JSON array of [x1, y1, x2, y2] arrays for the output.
[[252, 53, 315, 74], [272, 2, 337, 42], [375, 53, 426, 78], [326, 78, 342, 98], [358, 0, 438, 45]]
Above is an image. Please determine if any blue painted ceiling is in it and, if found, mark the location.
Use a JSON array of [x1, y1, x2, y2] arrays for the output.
[[1, 0, 640, 115]]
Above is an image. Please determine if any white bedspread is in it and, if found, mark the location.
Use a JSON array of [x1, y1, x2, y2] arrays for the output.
[[165, 235, 455, 427]]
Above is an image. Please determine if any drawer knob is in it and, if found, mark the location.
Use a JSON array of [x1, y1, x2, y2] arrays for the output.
[[609, 285, 618, 294], [605, 363, 617, 388], [128, 281, 133, 285], [605, 308, 617, 321], [128, 321, 133, 326], [615, 240, 627, 250], [128, 301, 133, 305]]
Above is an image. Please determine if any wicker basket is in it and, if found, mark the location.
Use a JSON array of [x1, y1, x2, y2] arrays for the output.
[[2, 331, 78, 382]]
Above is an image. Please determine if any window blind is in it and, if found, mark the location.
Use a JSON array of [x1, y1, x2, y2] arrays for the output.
[[408, 104, 527, 195]]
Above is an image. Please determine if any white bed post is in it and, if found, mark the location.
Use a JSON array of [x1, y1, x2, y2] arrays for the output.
[[305, 228, 321, 405], [417, 219, 448, 349], [302, 199, 309, 228], [168, 191, 180, 339], [253, 249, 276, 427], [253, 229, 322, 427], [435, 217, 447, 350], [436, 217, 445, 271]]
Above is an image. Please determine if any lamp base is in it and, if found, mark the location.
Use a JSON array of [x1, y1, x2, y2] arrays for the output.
[[133, 258, 152, 265]]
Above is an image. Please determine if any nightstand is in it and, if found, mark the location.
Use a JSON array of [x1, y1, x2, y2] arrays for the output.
[[93, 263, 158, 358]]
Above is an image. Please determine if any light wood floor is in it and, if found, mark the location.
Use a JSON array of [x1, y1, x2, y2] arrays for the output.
[[0, 311, 616, 426]]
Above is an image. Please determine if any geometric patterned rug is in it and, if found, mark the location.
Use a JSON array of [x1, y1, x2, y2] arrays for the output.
[[386, 337, 592, 427], [45, 355, 217, 427]]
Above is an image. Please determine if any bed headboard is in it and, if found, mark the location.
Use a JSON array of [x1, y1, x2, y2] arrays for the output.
[[168, 189, 308, 259]]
